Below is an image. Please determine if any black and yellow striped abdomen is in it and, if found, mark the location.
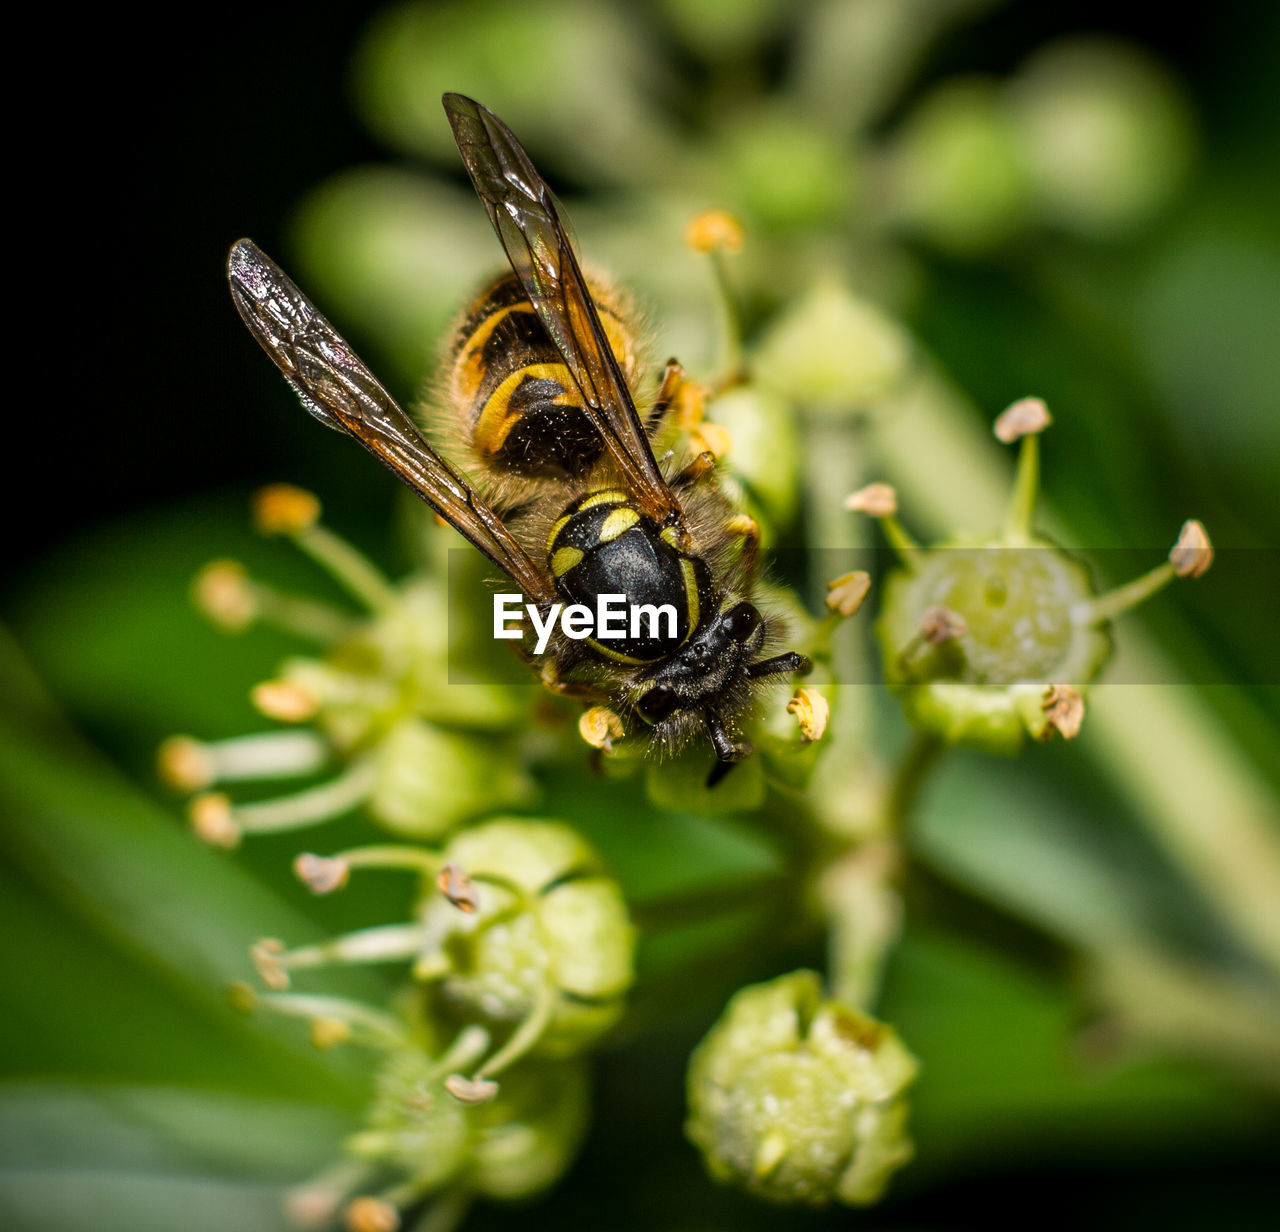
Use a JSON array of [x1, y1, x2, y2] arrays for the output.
[[448, 273, 637, 479], [547, 489, 711, 664]]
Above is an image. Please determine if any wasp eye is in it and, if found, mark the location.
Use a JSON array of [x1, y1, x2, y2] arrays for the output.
[[723, 603, 761, 642], [637, 685, 679, 722]]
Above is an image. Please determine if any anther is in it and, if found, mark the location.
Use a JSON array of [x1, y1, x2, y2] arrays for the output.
[[825, 570, 871, 617], [1169, 519, 1213, 579], [787, 688, 830, 742], [579, 706, 625, 751], [436, 862, 479, 913]]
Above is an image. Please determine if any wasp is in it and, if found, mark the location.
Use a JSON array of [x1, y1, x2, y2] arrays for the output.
[[228, 93, 809, 784]]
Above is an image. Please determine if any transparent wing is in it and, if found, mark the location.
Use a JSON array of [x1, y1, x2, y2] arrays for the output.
[[227, 240, 556, 605], [443, 92, 681, 526]]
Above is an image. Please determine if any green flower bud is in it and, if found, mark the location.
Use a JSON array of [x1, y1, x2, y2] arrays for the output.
[[348, 1042, 590, 1205], [706, 384, 800, 527], [686, 971, 917, 1206], [754, 278, 912, 413], [888, 79, 1034, 254], [1009, 39, 1194, 238], [426, 819, 636, 1055], [876, 537, 1111, 754], [722, 104, 855, 231], [369, 718, 534, 838], [469, 1058, 590, 1200]]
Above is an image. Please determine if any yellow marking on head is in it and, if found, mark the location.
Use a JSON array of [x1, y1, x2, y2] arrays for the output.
[[660, 526, 679, 547], [473, 363, 577, 457], [452, 304, 538, 402], [577, 489, 628, 511], [546, 512, 573, 554], [551, 546, 584, 577], [598, 507, 640, 543], [726, 514, 758, 539], [679, 558, 700, 641]]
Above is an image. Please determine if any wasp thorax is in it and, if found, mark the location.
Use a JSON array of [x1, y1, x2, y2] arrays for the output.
[[547, 489, 712, 665]]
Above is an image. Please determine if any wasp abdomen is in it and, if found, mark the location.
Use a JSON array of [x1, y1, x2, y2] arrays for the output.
[[449, 274, 635, 479], [547, 490, 710, 665]]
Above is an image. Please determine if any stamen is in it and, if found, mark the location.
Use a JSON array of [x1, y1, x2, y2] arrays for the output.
[[447, 982, 557, 1101], [787, 688, 830, 742], [690, 422, 733, 459], [254, 922, 428, 987], [224, 759, 378, 836], [998, 399, 1050, 544], [1169, 519, 1213, 578], [436, 862, 479, 913], [896, 606, 967, 674], [285, 1160, 372, 1230], [825, 570, 871, 618], [993, 396, 1052, 444], [188, 793, 241, 848], [579, 706, 625, 751], [687, 210, 746, 380], [343, 1194, 400, 1232], [251, 990, 410, 1049], [252, 484, 399, 613], [251, 678, 321, 723], [844, 483, 918, 564], [1040, 684, 1085, 740], [253, 484, 322, 534], [192, 559, 257, 631], [159, 730, 329, 792], [296, 844, 443, 895]]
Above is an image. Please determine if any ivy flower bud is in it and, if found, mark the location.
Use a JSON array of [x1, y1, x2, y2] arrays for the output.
[[877, 537, 1110, 753], [348, 1045, 590, 1211], [686, 971, 917, 1206], [755, 279, 911, 413], [425, 819, 636, 1059]]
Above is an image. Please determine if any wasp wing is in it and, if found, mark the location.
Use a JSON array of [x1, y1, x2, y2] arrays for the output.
[[443, 92, 681, 526], [227, 240, 557, 605]]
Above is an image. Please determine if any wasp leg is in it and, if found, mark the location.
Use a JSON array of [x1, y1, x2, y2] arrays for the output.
[[705, 758, 738, 788], [539, 659, 610, 701], [670, 451, 718, 491], [644, 359, 686, 435], [747, 651, 812, 679]]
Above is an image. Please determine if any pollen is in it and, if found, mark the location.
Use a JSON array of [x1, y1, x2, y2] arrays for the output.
[[252, 483, 322, 534], [157, 735, 215, 792], [690, 421, 733, 459], [843, 482, 898, 517], [188, 793, 241, 849], [993, 397, 1052, 443], [344, 1195, 400, 1232], [1040, 684, 1085, 740], [826, 571, 872, 617], [436, 861, 479, 913], [251, 678, 320, 723], [685, 208, 746, 254], [192, 559, 257, 631], [787, 688, 830, 742], [579, 706, 625, 751], [1169, 519, 1213, 579], [309, 1017, 353, 1050], [294, 852, 351, 895]]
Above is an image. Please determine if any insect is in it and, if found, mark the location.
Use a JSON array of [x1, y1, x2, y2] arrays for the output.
[[228, 93, 809, 783]]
